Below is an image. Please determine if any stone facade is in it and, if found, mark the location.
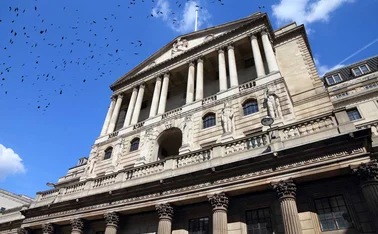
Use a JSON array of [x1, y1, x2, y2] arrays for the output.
[[1, 12, 378, 234]]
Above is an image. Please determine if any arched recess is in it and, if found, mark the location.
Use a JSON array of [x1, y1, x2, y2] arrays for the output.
[[155, 127, 182, 160]]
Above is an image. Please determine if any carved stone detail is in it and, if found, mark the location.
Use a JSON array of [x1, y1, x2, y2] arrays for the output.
[[70, 218, 84, 232], [156, 203, 174, 219], [17, 228, 29, 234], [353, 160, 378, 183], [208, 192, 229, 211], [42, 223, 54, 234], [272, 179, 297, 199], [104, 212, 119, 227]]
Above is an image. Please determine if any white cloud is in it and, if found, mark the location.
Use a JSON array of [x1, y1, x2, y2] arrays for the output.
[[314, 57, 344, 76], [151, 0, 211, 33], [272, 0, 355, 26], [0, 144, 26, 180]]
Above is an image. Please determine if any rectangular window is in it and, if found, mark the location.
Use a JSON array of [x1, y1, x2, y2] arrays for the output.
[[352, 64, 370, 76], [246, 208, 272, 234], [347, 108, 361, 121], [325, 74, 343, 85], [315, 195, 353, 231], [189, 217, 209, 234]]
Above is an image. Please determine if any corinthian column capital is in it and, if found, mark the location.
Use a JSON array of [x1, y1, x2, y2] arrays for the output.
[[353, 160, 378, 184], [17, 228, 30, 234], [272, 179, 297, 199], [104, 212, 119, 227], [156, 203, 174, 220], [42, 223, 54, 234], [70, 219, 84, 233], [208, 192, 229, 211]]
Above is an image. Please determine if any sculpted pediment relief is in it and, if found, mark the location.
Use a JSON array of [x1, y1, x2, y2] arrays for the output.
[[171, 37, 189, 56]]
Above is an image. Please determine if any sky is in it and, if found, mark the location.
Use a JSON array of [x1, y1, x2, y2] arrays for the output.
[[0, 0, 378, 198]]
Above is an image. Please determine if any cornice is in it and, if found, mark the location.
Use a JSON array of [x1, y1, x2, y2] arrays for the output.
[[0, 189, 33, 204]]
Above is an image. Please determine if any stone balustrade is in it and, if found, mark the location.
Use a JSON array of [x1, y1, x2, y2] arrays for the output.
[[176, 148, 212, 167], [65, 182, 86, 194], [108, 131, 119, 139], [330, 80, 378, 101], [93, 174, 117, 188], [238, 80, 256, 92], [202, 95, 217, 106], [224, 134, 268, 155], [162, 108, 182, 119], [126, 161, 165, 179], [357, 121, 378, 136], [133, 122, 145, 130], [281, 115, 335, 140], [38, 189, 59, 201]]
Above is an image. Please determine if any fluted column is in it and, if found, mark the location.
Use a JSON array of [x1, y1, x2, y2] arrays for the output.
[[131, 84, 145, 124], [156, 203, 174, 234], [158, 73, 170, 115], [123, 87, 138, 127], [17, 228, 30, 234], [149, 77, 162, 117], [272, 179, 302, 234], [42, 223, 55, 234], [227, 44, 239, 87], [218, 48, 228, 91], [104, 212, 119, 234], [195, 57, 204, 101], [100, 98, 116, 136], [250, 35, 265, 77], [208, 192, 229, 234], [70, 219, 84, 234], [352, 160, 378, 228], [107, 94, 123, 134], [186, 61, 196, 104], [261, 31, 279, 73]]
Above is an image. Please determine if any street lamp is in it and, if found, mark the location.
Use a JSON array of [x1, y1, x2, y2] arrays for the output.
[[261, 115, 275, 153]]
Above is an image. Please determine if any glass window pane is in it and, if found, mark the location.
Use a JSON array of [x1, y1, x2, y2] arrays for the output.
[[353, 68, 362, 76], [347, 109, 361, 121], [326, 77, 335, 85], [360, 65, 369, 73], [333, 74, 342, 83]]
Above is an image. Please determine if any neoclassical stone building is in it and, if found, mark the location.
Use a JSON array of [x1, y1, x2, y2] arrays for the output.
[[2, 12, 378, 234]]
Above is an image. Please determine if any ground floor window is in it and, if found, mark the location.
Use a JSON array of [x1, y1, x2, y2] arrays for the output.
[[189, 217, 209, 234], [246, 208, 272, 234]]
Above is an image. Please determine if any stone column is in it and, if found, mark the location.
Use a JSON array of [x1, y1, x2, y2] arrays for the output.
[[100, 98, 116, 136], [149, 77, 162, 117], [70, 218, 84, 234], [195, 57, 204, 101], [107, 94, 124, 134], [42, 223, 54, 234], [158, 73, 170, 115], [156, 203, 174, 234], [208, 192, 229, 234], [272, 179, 302, 234], [261, 31, 279, 73], [123, 87, 138, 128], [352, 160, 378, 228], [186, 61, 196, 104], [131, 84, 146, 124], [104, 212, 119, 234], [218, 48, 228, 91], [250, 34, 266, 77], [227, 44, 239, 87]]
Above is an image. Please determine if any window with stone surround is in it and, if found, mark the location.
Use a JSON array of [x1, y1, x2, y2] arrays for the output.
[[352, 64, 370, 77], [103, 147, 113, 160], [325, 74, 343, 85], [346, 108, 361, 121], [314, 195, 353, 231], [202, 113, 216, 129], [130, 138, 140, 152], [242, 99, 259, 116], [189, 217, 209, 234], [245, 208, 272, 234]]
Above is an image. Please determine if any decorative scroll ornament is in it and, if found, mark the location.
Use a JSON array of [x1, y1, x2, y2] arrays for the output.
[[208, 192, 229, 210], [104, 212, 119, 227], [70, 218, 84, 232], [17, 228, 29, 234], [42, 223, 54, 234], [155, 203, 174, 219], [272, 179, 296, 199], [353, 160, 378, 183]]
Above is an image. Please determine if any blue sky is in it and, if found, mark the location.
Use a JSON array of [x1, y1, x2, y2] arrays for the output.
[[0, 0, 377, 198]]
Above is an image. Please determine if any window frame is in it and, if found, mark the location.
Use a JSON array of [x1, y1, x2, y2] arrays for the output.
[[346, 108, 362, 121], [325, 73, 343, 85], [242, 99, 259, 116], [245, 207, 273, 234], [188, 217, 210, 234], [352, 64, 370, 77], [103, 147, 113, 160], [202, 112, 216, 129], [130, 138, 140, 152]]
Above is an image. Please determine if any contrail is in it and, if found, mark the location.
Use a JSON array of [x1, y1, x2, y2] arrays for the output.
[[337, 37, 378, 65]]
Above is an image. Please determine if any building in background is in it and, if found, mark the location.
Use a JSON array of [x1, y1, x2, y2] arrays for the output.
[[1, 12, 378, 234]]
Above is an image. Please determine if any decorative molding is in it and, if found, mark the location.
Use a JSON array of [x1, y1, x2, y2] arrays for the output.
[[104, 212, 119, 227], [352, 160, 378, 184], [208, 192, 228, 211], [272, 179, 296, 199], [41, 223, 54, 234], [155, 203, 174, 219], [70, 218, 84, 232]]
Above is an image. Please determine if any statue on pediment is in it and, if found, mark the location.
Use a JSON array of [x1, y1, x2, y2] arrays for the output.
[[182, 116, 193, 146], [265, 86, 282, 120], [85, 145, 99, 177], [172, 37, 188, 55], [221, 101, 235, 134]]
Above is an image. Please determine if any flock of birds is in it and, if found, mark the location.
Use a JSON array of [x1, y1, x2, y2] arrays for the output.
[[0, 0, 252, 113]]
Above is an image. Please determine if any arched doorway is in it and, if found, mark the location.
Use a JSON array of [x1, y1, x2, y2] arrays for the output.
[[157, 127, 182, 160]]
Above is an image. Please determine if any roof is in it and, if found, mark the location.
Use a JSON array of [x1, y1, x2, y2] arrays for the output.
[[323, 55, 378, 87], [0, 188, 34, 204]]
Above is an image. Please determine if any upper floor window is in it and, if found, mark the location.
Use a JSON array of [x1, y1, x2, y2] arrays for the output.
[[352, 64, 370, 76], [203, 113, 216, 129], [104, 147, 113, 160], [243, 99, 259, 116], [246, 208, 272, 234], [325, 74, 343, 85], [315, 195, 353, 231], [189, 217, 209, 234], [130, 138, 140, 152], [347, 108, 361, 121]]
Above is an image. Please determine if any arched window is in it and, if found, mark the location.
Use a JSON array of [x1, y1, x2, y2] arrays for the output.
[[104, 147, 113, 160], [203, 113, 216, 129], [242, 99, 259, 116], [130, 138, 140, 152]]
